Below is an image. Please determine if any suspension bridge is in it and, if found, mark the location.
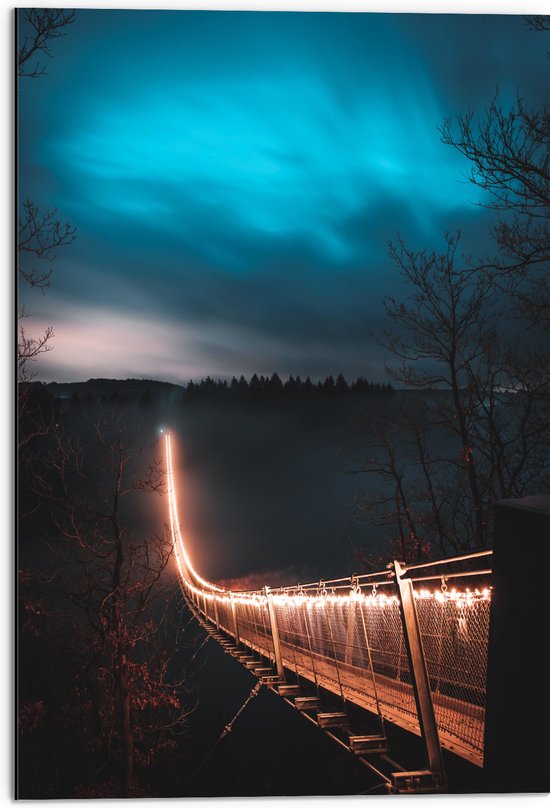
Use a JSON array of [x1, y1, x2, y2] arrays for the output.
[[164, 432, 549, 794]]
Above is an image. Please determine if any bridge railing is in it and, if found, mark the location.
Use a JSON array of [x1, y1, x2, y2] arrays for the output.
[[183, 550, 492, 768]]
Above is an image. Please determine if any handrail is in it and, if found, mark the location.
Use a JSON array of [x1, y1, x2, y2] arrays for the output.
[[401, 550, 493, 574], [166, 431, 493, 772], [166, 430, 493, 601]]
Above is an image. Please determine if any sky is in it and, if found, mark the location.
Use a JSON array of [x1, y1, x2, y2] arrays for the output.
[[17, 9, 548, 384]]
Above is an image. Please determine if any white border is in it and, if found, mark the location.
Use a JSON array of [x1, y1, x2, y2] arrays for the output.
[[5, 2, 550, 806]]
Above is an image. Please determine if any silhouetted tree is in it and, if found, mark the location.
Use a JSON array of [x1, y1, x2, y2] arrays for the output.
[[18, 8, 76, 78], [335, 373, 349, 393], [356, 19, 549, 556], [284, 374, 296, 394], [352, 415, 426, 562], [249, 373, 261, 397], [358, 230, 549, 554], [439, 22, 549, 328], [180, 372, 393, 406], [269, 372, 284, 394], [19, 414, 192, 797], [17, 11, 76, 439]]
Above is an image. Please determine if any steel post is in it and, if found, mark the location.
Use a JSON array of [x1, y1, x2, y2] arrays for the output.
[[230, 593, 240, 643], [393, 560, 445, 783], [265, 587, 284, 678]]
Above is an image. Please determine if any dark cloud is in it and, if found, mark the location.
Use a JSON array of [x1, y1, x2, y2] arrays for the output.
[[18, 11, 547, 383]]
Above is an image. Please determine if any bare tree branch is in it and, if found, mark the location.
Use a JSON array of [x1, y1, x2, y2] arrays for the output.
[[18, 9, 76, 79]]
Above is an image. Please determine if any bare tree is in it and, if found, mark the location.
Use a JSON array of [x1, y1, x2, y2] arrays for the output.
[[19, 413, 193, 797], [351, 415, 425, 562], [524, 15, 550, 34], [18, 199, 76, 291], [18, 200, 76, 386], [382, 233, 499, 548], [355, 19, 549, 558], [17, 12, 76, 433], [355, 231, 549, 555], [352, 397, 497, 560], [439, 23, 550, 328], [18, 8, 76, 78]]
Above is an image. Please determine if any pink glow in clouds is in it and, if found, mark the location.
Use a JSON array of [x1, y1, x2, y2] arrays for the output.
[[30, 304, 216, 383], [29, 301, 289, 384]]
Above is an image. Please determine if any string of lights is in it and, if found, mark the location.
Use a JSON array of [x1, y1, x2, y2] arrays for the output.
[[164, 431, 491, 608]]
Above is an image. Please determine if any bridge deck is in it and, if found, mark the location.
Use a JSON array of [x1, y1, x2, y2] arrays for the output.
[[221, 625, 484, 767], [166, 431, 489, 773]]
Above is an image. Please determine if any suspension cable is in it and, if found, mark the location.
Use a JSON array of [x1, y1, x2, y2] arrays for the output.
[[183, 681, 263, 792], [189, 634, 211, 664]]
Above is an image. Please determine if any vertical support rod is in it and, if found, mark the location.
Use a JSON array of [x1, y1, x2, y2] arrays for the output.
[[202, 594, 208, 618], [301, 600, 319, 695], [358, 598, 386, 736], [393, 560, 445, 782], [345, 597, 356, 665], [325, 600, 347, 710], [230, 593, 240, 644], [265, 587, 284, 678], [213, 598, 220, 629]]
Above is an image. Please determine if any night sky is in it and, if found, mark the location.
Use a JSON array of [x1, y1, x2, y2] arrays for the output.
[[18, 10, 547, 384]]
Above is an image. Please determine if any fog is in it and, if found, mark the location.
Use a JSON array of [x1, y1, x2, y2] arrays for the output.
[[21, 384, 414, 587]]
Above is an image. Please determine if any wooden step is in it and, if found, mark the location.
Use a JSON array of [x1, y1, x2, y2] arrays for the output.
[[295, 696, 319, 711], [277, 684, 301, 697], [317, 712, 349, 729], [391, 770, 445, 794], [349, 735, 389, 755]]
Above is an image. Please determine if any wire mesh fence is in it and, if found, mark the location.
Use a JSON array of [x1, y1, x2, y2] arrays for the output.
[[186, 552, 491, 767], [412, 581, 490, 759]]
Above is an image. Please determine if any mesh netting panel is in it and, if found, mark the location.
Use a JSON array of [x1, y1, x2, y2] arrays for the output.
[[236, 601, 272, 656], [355, 597, 418, 722], [235, 602, 255, 646], [187, 568, 490, 767], [272, 602, 300, 675], [415, 590, 490, 758]]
